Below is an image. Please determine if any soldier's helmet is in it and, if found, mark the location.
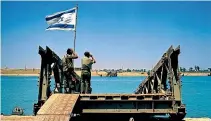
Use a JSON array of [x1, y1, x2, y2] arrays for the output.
[[67, 48, 73, 54], [84, 51, 90, 57]]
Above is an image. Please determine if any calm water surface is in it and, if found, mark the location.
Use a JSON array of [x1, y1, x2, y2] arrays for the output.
[[1, 76, 211, 117]]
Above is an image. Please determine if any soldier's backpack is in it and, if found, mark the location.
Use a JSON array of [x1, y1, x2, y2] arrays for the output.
[[62, 55, 73, 72]]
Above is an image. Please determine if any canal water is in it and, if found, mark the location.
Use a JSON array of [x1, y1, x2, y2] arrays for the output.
[[1, 76, 211, 118]]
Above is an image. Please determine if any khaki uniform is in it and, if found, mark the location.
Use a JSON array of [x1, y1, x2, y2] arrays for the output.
[[62, 54, 80, 93], [81, 56, 94, 94]]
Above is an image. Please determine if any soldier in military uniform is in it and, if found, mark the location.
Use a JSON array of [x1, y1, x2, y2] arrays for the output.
[[62, 48, 79, 93], [81, 51, 96, 94]]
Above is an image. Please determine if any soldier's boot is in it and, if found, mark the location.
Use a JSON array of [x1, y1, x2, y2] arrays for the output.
[[88, 87, 92, 94], [63, 81, 67, 93], [65, 88, 70, 93], [69, 83, 75, 94], [75, 81, 80, 93], [85, 80, 90, 94], [70, 90, 75, 94], [64, 75, 70, 93], [80, 81, 85, 94]]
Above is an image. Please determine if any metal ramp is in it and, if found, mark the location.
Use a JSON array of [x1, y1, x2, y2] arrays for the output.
[[35, 94, 79, 121], [1, 94, 79, 121]]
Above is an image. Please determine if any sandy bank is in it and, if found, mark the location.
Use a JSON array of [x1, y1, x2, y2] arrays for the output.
[[182, 72, 210, 76], [184, 118, 211, 121], [1, 115, 210, 121], [1, 69, 210, 77]]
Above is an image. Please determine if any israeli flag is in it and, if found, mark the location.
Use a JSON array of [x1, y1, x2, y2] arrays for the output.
[[45, 7, 77, 31]]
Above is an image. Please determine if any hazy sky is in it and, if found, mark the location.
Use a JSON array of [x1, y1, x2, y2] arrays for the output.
[[2, 1, 211, 69]]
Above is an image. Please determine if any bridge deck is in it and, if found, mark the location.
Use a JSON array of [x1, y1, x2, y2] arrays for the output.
[[79, 93, 171, 101], [1, 93, 184, 121]]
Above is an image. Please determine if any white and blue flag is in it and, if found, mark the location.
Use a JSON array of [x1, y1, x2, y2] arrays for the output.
[[45, 7, 77, 31]]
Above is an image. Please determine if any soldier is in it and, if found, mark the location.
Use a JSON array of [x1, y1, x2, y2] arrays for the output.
[[81, 51, 96, 94], [62, 48, 79, 93]]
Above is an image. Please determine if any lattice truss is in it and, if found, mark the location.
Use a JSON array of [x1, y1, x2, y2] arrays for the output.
[[135, 46, 181, 95]]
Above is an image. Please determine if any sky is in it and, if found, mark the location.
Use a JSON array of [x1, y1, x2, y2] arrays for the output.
[[1, 1, 211, 70]]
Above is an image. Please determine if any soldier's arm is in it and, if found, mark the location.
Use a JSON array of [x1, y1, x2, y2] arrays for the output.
[[66, 51, 78, 59], [90, 55, 96, 63], [72, 51, 78, 59]]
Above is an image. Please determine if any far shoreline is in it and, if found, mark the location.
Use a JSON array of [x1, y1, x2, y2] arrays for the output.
[[1, 72, 210, 77], [1, 69, 210, 77]]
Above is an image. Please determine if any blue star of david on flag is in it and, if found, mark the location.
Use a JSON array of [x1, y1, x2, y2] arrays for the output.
[[45, 7, 77, 31]]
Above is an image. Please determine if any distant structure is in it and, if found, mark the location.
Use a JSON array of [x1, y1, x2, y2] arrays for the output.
[[96, 71, 102, 77], [194, 66, 200, 72], [106, 71, 117, 77], [208, 68, 211, 72], [208, 68, 211, 76], [25, 65, 27, 71]]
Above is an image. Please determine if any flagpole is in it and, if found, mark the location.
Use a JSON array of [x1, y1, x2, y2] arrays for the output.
[[73, 4, 78, 69], [73, 4, 78, 52]]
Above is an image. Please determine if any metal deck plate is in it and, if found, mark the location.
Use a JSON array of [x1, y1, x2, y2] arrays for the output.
[[35, 115, 70, 121], [37, 94, 79, 115], [36, 94, 79, 121]]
